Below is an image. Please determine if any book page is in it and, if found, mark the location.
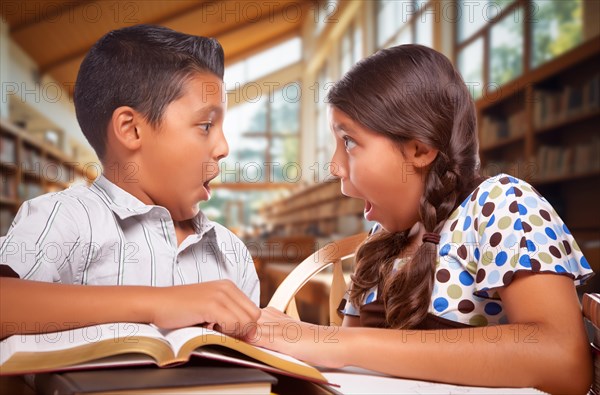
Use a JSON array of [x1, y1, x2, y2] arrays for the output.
[[321, 370, 545, 394], [0, 323, 163, 366], [160, 326, 314, 369]]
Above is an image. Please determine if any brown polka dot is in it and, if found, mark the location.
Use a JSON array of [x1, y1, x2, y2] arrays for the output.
[[490, 232, 502, 247], [474, 218, 479, 231], [436, 269, 450, 283], [522, 221, 532, 232], [509, 201, 519, 213], [450, 220, 458, 231], [471, 187, 480, 201], [531, 259, 541, 272], [482, 202, 495, 217], [540, 209, 551, 221], [458, 299, 475, 314], [499, 177, 510, 185], [476, 268, 486, 283], [563, 240, 572, 255], [457, 245, 468, 260], [549, 246, 561, 259], [513, 187, 523, 197], [503, 271, 514, 285], [520, 236, 527, 248]]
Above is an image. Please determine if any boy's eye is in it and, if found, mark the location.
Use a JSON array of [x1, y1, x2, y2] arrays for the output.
[[343, 136, 357, 150], [198, 123, 213, 133]]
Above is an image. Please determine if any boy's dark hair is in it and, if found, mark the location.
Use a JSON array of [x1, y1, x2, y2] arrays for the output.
[[74, 24, 225, 159]]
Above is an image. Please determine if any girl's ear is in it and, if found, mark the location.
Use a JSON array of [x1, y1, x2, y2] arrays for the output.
[[406, 139, 439, 169], [109, 106, 143, 152]]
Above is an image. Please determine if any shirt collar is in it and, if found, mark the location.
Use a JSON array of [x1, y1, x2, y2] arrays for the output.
[[91, 174, 215, 239]]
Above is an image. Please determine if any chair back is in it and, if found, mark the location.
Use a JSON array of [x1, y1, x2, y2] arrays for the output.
[[267, 232, 367, 325], [583, 293, 600, 395]]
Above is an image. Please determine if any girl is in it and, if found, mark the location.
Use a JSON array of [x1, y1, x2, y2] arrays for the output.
[[249, 45, 594, 394]]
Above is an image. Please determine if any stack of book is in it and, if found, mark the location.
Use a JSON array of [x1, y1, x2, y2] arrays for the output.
[[583, 293, 600, 395], [0, 323, 338, 394]]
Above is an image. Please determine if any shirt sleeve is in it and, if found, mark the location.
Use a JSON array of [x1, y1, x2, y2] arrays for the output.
[[0, 194, 82, 283], [473, 176, 594, 298]]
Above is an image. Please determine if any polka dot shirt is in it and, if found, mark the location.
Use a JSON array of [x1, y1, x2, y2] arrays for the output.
[[344, 174, 594, 326]]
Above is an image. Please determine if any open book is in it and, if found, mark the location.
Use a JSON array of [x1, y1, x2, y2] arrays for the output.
[[0, 323, 329, 385]]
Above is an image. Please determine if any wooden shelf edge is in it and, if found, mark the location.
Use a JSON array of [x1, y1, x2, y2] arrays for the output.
[[534, 108, 600, 136], [530, 170, 600, 187], [480, 134, 525, 152]]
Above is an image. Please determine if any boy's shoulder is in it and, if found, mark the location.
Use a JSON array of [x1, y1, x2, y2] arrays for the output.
[[24, 182, 109, 212]]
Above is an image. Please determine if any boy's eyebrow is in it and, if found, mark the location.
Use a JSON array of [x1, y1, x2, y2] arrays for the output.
[[194, 105, 223, 118]]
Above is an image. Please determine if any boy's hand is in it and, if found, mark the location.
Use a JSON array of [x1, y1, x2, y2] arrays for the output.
[[149, 280, 260, 338]]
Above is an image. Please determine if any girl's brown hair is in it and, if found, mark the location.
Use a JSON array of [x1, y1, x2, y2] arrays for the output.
[[327, 44, 482, 329]]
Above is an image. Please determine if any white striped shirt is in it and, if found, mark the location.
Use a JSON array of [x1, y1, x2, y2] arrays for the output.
[[0, 174, 259, 304]]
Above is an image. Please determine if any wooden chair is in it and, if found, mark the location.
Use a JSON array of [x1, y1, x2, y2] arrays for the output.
[[583, 293, 600, 395], [267, 232, 367, 326]]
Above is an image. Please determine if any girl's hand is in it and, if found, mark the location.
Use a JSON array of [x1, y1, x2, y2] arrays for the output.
[[148, 280, 260, 338], [245, 307, 347, 368]]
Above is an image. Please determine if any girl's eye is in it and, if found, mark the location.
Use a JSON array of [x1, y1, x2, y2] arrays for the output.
[[343, 136, 357, 150]]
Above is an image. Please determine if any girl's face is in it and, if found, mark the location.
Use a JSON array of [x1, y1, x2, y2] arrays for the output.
[[328, 106, 431, 233]]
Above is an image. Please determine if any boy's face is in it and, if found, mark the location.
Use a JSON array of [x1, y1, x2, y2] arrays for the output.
[[138, 72, 228, 221]]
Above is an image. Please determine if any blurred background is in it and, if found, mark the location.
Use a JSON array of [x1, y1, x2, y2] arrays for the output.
[[1, 0, 598, 313]]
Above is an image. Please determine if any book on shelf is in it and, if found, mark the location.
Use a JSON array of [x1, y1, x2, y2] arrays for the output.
[[0, 323, 332, 387], [29, 366, 278, 395]]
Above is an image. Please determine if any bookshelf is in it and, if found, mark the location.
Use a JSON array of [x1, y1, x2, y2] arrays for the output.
[[0, 118, 96, 236], [478, 36, 600, 272]]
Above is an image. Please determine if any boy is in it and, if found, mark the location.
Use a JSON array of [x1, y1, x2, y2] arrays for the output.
[[0, 25, 259, 339]]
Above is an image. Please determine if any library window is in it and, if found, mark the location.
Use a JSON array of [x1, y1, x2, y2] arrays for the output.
[[376, 0, 433, 49], [224, 37, 302, 88]]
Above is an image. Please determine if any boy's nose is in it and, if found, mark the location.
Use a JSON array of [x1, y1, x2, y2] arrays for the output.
[[215, 131, 229, 161]]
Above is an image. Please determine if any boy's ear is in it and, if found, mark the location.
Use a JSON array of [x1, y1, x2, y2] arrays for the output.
[[406, 139, 439, 169], [110, 106, 143, 152]]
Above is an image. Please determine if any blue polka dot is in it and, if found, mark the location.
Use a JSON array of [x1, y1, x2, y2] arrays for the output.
[[506, 187, 516, 196], [553, 224, 563, 237], [514, 219, 523, 231], [555, 264, 566, 273], [519, 255, 531, 268], [517, 204, 528, 215], [459, 271, 474, 286], [441, 312, 458, 321], [461, 197, 469, 208], [463, 216, 472, 231], [474, 248, 480, 261], [581, 256, 590, 269], [440, 244, 451, 256], [478, 191, 489, 206], [562, 224, 571, 235], [365, 292, 376, 304], [504, 233, 517, 249], [488, 270, 500, 284], [507, 176, 519, 184], [526, 239, 536, 252], [448, 258, 462, 270], [495, 252, 507, 266], [545, 227, 557, 240], [484, 302, 502, 316], [567, 258, 578, 272], [433, 297, 449, 312], [485, 214, 495, 228], [534, 232, 548, 245], [524, 196, 538, 208], [465, 232, 477, 244]]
